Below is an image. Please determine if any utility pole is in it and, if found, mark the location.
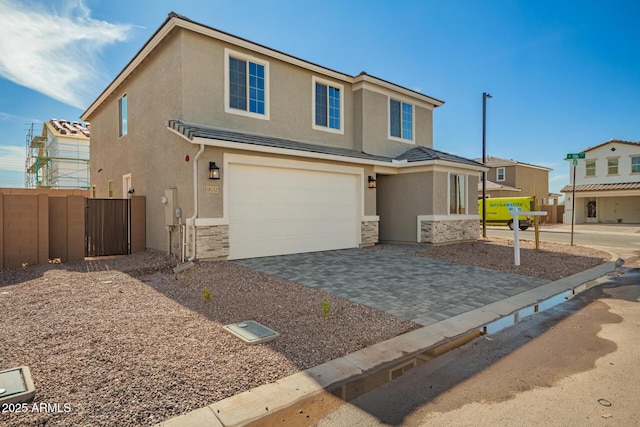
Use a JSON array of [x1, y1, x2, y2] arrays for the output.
[[482, 92, 492, 238]]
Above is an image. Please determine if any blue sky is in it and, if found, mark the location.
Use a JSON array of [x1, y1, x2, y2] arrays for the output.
[[1, 0, 639, 197]]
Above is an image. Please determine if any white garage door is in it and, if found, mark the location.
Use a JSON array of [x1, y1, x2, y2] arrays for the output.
[[228, 163, 360, 259]]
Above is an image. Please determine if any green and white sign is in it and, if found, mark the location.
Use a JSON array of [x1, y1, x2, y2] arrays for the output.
[[567, 153, 585, 159]]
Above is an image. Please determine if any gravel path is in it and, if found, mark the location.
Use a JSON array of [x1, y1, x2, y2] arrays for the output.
[[0, 252, 417, 426]]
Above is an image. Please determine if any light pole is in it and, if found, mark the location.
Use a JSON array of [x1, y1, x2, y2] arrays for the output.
[[482, 92, 492, 238]]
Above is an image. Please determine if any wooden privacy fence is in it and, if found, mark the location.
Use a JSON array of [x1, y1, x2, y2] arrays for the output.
[[0, 189, 145, 269], [84, 198, 146, 257], [85, 198, 130, 257]]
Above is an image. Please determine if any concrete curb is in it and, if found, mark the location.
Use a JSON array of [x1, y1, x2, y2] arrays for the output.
[[156, 261, 615, 427]]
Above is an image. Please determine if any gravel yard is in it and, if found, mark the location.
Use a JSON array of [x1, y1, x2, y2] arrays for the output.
[[0, 252, 417, 426], [412, 237, 611, 280], [0, 238, 610, 426]]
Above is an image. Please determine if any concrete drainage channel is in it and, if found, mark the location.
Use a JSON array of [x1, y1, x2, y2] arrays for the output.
[[157, 262, 615, 427]]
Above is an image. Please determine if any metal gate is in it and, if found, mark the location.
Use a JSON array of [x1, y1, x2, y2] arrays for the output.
[[85, 198, 131, 257]]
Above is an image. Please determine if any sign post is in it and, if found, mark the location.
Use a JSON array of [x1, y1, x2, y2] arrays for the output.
[[566, 153, 585, 246], [509, 207, 548, 266]]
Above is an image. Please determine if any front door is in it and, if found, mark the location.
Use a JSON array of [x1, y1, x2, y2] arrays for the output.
[[586, 199, 597, 223]]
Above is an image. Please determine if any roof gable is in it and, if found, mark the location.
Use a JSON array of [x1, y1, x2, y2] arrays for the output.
[[582, 139, 640, 153]]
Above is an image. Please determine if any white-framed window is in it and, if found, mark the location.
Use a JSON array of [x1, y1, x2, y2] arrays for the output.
[[118, 94, 127, 137], [449, 173, 466, 214], [496, 167, 505, 181], [585, 159, 596, 177], [607, 157, 619, 175], [224, 48, 269, 120], [312, 76, 343, 134], [389, 98, 414, 142], [631, 156, 640, 173]]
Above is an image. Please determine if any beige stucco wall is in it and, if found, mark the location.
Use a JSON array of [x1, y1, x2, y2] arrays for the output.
[[377, 172, 433, 242], [514, 166, 548, 202], [180, 30, 355, 151], [487, 165, 548, 202], [357, 89, 433, 158], [88, 30, 194, 253]]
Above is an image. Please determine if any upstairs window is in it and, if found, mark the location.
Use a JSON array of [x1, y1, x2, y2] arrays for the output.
[[632, 156, 640, 173], [607, 158, 619, 175], [118, 94, 127, 137], [585, 159, 596, 177], [312, 77, 343, 133], [449, 174, 466, 214], [389, 99, 413, 141], [496, 167, 505, 181], [225, 49, 269, 119]]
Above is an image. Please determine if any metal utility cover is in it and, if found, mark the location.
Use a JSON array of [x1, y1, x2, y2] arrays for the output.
[[223, 320, 279, 344], [0, 366, 36, 405]]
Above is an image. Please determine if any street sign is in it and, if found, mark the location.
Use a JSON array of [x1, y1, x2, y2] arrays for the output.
[[567, 153, 585, 159], [573, 159, 578, 166]]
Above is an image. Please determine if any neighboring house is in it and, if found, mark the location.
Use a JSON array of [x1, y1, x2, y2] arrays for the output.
[[26, 119, 90, 189], [81, 12, 486, 261], [475, 156, 555, 203], [562, 139, 640, 224]]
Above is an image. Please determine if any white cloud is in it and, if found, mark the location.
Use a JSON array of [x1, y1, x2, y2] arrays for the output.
[[0, 0, 132, 109], [0, 145, 25, 172], [0, 111, 20, 121]]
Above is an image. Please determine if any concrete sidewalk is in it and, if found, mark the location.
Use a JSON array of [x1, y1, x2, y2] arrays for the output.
[[157, 261, 616, 427]]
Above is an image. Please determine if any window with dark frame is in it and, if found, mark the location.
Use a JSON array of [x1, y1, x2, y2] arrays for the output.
[[118, 95, 127, 137], [390, 99, 413, 140], [229, 57, 265, 115], [449, 174, 466, 214]]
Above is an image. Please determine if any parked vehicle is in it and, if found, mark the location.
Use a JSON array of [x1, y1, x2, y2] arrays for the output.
[[478, 197, 534, 230]]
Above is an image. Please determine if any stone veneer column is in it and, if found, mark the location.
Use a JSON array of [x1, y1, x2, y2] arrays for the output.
[[361, 220, 379, 247]]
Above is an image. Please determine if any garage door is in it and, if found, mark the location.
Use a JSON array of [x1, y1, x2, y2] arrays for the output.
[[228, 163, 360, 259]]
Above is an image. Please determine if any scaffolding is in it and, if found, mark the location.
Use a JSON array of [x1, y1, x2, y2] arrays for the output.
[[25, 120, 90, 189]]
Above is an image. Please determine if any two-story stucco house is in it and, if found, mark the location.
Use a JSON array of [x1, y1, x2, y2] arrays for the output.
[[81, 13, 486, 261], [562, 139, 640, 224], [475, 156, 554, 203]]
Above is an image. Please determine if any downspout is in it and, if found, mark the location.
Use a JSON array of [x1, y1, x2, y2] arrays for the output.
[[188, 143, 205, 261]]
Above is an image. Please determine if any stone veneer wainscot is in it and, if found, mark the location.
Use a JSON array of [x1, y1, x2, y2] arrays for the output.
[[190, 225, 229, 259], [420, 217, 479, 244]]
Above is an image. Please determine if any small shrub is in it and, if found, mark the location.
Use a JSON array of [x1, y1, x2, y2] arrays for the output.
[[321, 297, 330, 317], [202, 287, 211, 304]]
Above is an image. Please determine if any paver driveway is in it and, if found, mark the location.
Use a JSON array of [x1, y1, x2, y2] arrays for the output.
[[233, 246, 549, 325]]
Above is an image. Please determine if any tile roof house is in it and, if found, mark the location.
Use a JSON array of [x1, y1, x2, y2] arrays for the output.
[[561, 139, 640, 224], [81, 12, 486, 261], [475, 156, 555, 202]]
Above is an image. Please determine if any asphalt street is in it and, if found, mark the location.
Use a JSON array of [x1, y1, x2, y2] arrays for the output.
[[487, 227, 640, 267]]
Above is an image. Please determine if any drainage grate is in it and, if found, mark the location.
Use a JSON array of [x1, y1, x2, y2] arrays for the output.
[[223, 320, 279, 345], [0, 366, 36, 405]]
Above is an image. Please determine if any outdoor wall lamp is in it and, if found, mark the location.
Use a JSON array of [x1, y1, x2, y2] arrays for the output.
[[368, 176, 377, 189], [209, 162, 221, 180]]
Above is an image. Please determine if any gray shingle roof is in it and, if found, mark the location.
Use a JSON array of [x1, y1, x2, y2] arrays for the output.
[[169, 120, 392, 162], [395, 146, 485, 167], [168, 120, 482, 167]]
